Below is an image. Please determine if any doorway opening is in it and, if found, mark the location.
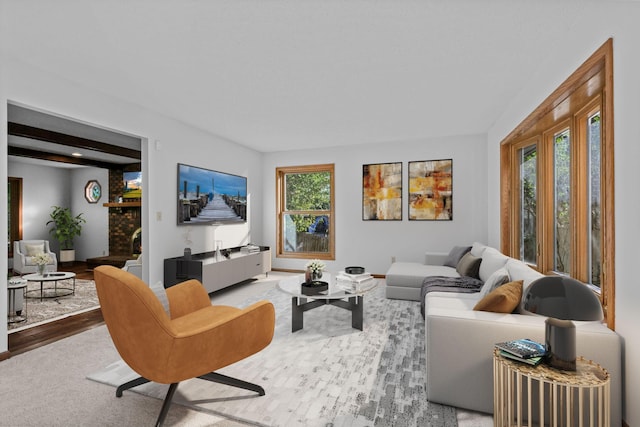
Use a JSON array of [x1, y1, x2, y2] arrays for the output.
[[6, 102, 143, 352]]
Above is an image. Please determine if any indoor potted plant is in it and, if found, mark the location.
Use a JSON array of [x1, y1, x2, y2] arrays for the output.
[[301, 259, 327, 295], [46, 206, 86, 264], [306, 259, 326, 281]]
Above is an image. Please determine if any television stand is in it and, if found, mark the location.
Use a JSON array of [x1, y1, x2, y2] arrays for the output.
[[163, 246, 271, 293]]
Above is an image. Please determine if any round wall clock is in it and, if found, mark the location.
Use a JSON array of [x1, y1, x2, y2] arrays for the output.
[[85, 180, 102, 203]]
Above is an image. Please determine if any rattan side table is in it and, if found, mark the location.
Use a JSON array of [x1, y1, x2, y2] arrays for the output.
[[493, 349, 610, 427]]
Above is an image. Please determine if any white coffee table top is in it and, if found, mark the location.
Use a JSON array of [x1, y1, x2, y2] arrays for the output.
[[277, 272, 378, 300], [8, 277, 28, 289], [23, 272, 76, 282]]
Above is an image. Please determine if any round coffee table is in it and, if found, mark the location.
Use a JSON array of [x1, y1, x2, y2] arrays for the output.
[[277, 272, 378, 332], [23, 272, 76, 301]]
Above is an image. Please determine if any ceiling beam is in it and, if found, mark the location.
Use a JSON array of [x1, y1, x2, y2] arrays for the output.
[[8, 146, 140, 170], [8, 122, 141, 160]]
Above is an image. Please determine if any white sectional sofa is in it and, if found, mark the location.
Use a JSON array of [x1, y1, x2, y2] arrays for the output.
[[385, 242, 622, 425]]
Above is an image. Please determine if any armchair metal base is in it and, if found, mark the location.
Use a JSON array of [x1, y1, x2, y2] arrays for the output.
[[115, 372, 265, 427]]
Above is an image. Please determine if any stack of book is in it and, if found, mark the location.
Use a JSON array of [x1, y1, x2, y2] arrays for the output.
[[241, 244, 261, 254], [335, 271, 374, 292], [495, 338, 547, 366]]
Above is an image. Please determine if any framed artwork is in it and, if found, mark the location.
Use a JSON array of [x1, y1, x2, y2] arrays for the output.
[[408, 159, 453, 220], [123, 171, 142, 200], [362, 162, 402, 220]]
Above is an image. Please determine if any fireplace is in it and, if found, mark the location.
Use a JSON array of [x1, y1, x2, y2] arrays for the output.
[[86, 169, 142, 269], [106, 168, 142, 256]]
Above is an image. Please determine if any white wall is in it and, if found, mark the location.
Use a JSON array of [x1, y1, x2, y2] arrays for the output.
[[70, 167, 109, 261], [0, 58, 265, 353], [7, 160, 69, 255], [148, 135, 263, 258], [262, 134, 488, 275], [487, 4, 640, 425], [7, 160, 108, 262]]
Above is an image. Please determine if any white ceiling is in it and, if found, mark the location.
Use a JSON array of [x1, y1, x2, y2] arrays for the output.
[[7, 104, 142, 168], [0, 0, 602, 153]]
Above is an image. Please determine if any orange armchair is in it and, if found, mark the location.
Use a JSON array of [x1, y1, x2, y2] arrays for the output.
[[93, 265, 275, 427]]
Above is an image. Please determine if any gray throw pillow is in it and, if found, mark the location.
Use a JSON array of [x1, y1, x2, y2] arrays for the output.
[[443, 245, 472, 268], [479, 267, 510, 298], [456, 252, 482, 279]]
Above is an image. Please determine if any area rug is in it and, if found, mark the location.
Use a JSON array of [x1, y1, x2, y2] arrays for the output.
[[87, 284, 459, 426], [9, 278, 99, 331]]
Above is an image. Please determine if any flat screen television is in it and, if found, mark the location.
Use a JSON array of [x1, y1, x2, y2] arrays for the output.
[[177, 163, 247, 225]]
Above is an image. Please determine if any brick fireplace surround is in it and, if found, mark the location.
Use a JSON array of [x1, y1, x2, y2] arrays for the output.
[[86, 169, 141, 269]]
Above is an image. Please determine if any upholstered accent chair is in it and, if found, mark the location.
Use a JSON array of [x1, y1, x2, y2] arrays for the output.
[[121, 257, 142, 278], [13, 240, 58, 275], [93, 266, 275, 427]]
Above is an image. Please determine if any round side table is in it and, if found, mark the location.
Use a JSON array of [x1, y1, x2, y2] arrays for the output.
[[7, 277, 28, 324], [493, 349, 610, 427]]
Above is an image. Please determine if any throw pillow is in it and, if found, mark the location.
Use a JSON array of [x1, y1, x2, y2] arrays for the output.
[[473, 280, 523, 313], [150, 281, 170, 315], [479, 267, 510, 298], [25, 243, 45, 256], [470, 242, 487, 257], [456, 252, 482, 279], [443, 245, 472, 268], [478, 247, 510, 282]]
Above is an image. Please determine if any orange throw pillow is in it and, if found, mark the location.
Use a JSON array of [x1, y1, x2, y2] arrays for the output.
[[473, 280, 523, 313]]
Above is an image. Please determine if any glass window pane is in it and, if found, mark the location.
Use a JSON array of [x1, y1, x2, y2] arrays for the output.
[[285, 172, 331, 211], [589, 112, 602, 287], [519, 145, 537, 264], [554, 130, 571, 274], [282, 214, 329, 253], [277, 164, 334, 259]]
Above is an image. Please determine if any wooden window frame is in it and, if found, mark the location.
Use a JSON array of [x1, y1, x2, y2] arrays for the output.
[[540, 119, 572, 275], [500, 39, 615, 329], [275, 163, 335, 260], [509, 137, 540, 268]]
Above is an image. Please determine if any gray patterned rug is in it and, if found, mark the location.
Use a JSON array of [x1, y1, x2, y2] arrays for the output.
[[9, 278, 99, 331], [87, 284, 458, 426]]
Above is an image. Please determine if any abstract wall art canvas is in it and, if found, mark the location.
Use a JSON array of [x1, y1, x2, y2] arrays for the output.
[[408, 159, 453, 220], [362, 162, 402, 220]]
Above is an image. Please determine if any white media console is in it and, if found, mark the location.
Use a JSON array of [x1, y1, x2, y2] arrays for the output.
[[164, 246, 271, 293]]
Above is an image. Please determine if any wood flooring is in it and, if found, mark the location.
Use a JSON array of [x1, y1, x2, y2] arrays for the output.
[[7, 261, 104, 357]]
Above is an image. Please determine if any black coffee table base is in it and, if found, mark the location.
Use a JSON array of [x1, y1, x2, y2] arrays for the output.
[[291, 295, 363, 332]]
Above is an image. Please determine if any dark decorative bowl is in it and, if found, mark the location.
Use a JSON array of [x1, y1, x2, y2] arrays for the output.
[[301, 280, 328, 295], [345, 266, 365, 274]]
